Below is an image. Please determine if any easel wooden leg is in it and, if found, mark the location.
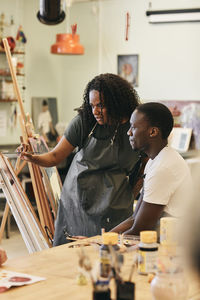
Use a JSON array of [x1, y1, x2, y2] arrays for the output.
[[6, 209, 10, 239], [0, 202, 10, 243]]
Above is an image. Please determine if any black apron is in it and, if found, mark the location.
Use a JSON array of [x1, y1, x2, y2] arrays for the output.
[[53, 123, 139, 246]]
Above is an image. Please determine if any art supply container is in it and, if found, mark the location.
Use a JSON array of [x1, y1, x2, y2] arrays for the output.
[[116, 280, 135, 300], [151, 252, 188, 300], [93, 289, 111, 300], [138, 231, 158, 275], [100, 232, 119, 278], [160, 217, 178, 247]]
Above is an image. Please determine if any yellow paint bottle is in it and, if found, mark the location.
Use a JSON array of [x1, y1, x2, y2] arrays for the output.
[[138, 231, 158, 275]]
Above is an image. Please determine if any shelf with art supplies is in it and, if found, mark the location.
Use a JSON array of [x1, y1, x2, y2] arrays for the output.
[[0, 13, 27, 52], [0, 52, 25, 103], [0, 50, 25, 55], [0, 38, 62, 252], [0, 13, 27, 103]]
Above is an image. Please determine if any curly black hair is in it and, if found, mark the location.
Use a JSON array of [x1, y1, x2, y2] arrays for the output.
[[76, 73, 140, 133]]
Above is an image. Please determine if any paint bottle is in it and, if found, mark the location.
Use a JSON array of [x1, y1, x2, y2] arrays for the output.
[[138, 231, 158, 275], [100, 232, 119, 278]]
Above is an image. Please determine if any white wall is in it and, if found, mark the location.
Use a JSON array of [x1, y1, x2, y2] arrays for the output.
[[58, 2, 99, 122], [0, 0, 200, 145], [98, 0, 200, 101]]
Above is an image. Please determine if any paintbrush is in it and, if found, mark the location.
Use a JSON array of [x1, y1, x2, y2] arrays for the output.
[[108, 244, 123, 282], [66, 236, 81, 241], [78, 246, 95, 287], [1, 152, 41, 157], [128, 255, 138, 282]]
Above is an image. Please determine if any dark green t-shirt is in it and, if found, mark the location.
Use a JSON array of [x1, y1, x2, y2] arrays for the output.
[[64, 114, 139, 174], [64, 114, 85, 148]]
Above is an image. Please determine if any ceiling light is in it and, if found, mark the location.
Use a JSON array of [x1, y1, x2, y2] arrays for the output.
[[146, 8, 200, 24], [37, 0, 65, 25], [51, 24, 84, 55], [51, 1, 84, 55]]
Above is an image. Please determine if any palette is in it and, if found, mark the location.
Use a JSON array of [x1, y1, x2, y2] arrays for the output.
[[0, 270, 45, 293]]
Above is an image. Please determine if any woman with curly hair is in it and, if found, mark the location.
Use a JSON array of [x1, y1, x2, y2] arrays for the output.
[[20, 73, 140, 246]]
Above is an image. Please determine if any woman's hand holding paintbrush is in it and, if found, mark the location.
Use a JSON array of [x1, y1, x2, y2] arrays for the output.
[[16, 135, 76, 168], [16, 138, 37, 163], [15, 136, 52, 167]]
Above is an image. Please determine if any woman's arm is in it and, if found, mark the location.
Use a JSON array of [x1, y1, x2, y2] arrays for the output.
[[19, 136, 75, 168]]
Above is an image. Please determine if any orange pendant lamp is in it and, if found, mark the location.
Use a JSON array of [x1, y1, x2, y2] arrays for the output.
[[51, 24, 84, 55]]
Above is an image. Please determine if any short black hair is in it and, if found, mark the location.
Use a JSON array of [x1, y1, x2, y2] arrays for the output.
[[42, 99, 48, 106], [136, 102, 174, 139], [77, 73, 140, 133]]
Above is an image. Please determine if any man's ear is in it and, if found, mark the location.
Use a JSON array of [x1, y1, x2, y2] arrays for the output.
[[149, 127, 159, 137]]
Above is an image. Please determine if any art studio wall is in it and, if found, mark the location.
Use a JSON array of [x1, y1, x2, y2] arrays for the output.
[[98, 0, 200, 101], [0, 0, 200, 145]]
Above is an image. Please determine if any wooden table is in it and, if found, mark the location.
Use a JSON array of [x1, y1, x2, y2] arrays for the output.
[[0, 237, 200, 300]]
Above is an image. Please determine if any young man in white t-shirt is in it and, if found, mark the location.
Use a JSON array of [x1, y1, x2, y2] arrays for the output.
[[111, 102, 192, 235]]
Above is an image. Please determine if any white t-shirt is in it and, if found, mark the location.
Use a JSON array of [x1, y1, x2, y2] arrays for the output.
[[143, 146, 192, 217], [38, 110, 52, 134]]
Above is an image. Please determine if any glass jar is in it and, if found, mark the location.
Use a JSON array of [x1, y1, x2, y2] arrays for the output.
[[151, 245, 189, 300], [151, 271, 188, 300]]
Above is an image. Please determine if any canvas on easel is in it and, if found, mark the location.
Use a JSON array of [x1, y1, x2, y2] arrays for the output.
[[0, 153, 50, 253], [29, 136, 62, 218]]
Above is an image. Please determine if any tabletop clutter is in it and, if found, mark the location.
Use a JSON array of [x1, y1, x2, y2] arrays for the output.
[[76, 217, 189, 300], [0, 217, 189, 299]]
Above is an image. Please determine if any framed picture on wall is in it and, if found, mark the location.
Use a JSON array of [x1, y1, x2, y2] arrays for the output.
[[117, 54, 139, 86], [31, 97, 58, 145], [169, 127, 192, 153]]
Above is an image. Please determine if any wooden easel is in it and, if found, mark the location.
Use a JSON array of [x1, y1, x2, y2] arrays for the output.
[[0, 38, 57, 246], [0, 153, 51, 252]]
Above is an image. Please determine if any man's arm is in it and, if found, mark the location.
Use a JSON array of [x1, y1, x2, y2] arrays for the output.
[[110, 191, 144, 233], [124, 201, 165, 235], [125, 165, 174, 235], [110, 215, 134, 233]]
